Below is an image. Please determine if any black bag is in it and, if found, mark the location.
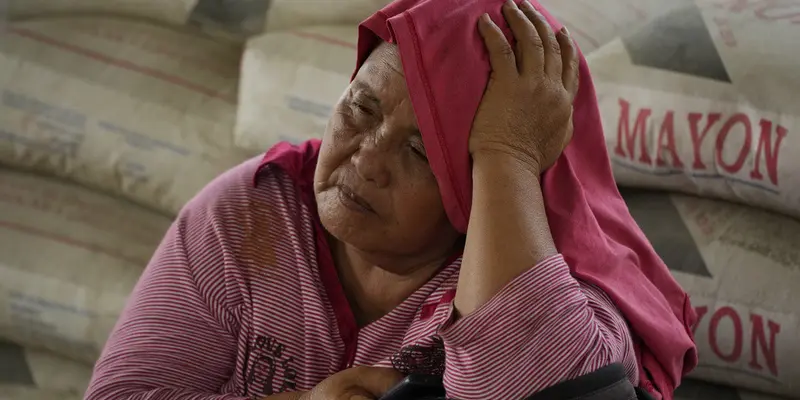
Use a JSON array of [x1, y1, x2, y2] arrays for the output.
[[382, 363, 654, 400]]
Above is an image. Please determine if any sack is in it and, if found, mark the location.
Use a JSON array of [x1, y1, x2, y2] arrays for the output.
[[230, 1, 685, 153], [676, 379, 787, 400], [234, 25, 358, 152], [0, 17, 249, 215], [537, 0, 681, 53], [6, 0, 196, 26], [591, 0, 800, 218], [620, 188, 800, 398], [0, 387, 83, 400], [0, 169, 171, 364], [191, 0, 677, 45], [4, 0, 387, 39], [188, 0, 390, 37], [0, 339, 92, 397]]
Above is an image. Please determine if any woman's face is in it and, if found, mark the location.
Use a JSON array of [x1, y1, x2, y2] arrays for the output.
[[314, 43, 460, 263]]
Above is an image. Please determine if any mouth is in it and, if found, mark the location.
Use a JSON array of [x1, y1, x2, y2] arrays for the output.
[[337, 184, 375, 214]]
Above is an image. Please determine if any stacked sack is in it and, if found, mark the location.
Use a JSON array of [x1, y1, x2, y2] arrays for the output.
[[235, 0, 800, 398], [0, 2, 240, 398], [6, 0, 391, 38], [0, 169, 172, 364], [0, 17, 246, 214], [620, 188, 799, 398], [232, 0, 677, 153], [231, 1, 800, 400], [587, 0, 800, 398], [0, 1, 400, 398], [2, 0, 798, 400], [0, 14, 247, 379]]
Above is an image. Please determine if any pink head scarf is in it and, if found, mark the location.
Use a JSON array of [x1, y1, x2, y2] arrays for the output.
[[352, 0, 698, 398]]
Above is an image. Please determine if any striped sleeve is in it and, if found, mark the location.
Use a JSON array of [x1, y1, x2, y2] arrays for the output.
[[439, 254, 639, 400], [84, 188, 247, 399]]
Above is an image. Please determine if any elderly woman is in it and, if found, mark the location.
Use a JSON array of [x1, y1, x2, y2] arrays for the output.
[[85, 0, 697, 399]]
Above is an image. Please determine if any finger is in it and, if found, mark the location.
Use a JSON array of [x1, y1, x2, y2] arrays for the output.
[[351, 367, 405, 397], [501, 0, 543, 73], [519, 1, 561, 79], [478, 13, 518, 77], [557, 27, 580, 99]]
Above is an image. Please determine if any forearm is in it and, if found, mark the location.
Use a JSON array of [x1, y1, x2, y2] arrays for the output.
[[455, 154, 557, 315], [440, 275, 639, 399]]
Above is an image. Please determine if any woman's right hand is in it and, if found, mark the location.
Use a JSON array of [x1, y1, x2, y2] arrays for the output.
[[468, 0, 579, 174], [294, 366, 404, 400]]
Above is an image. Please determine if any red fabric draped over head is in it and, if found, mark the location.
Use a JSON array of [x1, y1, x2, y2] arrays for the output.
[[353, 0, 698, 398]]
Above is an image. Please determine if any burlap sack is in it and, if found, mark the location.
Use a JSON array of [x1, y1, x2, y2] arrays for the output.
[[234, 25, 358, 152], [621, 188, 800, 398], [591, 0, 800, 218], [0, 17, 248, 215], [0, 169, 171, 364]]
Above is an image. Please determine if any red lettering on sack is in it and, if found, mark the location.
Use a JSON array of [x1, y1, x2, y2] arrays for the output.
[[749, 314, 781, 377], [615, 101, 788, 187], [695, 305, 783, 376], [715, 113, 752, 174], [655, 111, 685, 168], [755, 1, 800, 22], [709, 306, 744, 362], [615, 99, 652, 163], [696, 212, 716, 236], [688, 112, 722, 170], [715, 0, 800, 23], [713, 17, 738, 47], [750, 120, 788, 185]]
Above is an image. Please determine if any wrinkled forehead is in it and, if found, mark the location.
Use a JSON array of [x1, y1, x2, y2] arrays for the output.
[[359, 42, 404, 78], [353, 41, 419, 127]]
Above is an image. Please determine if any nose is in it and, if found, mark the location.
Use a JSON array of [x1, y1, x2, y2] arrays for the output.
[[351, 133, 390, 188]]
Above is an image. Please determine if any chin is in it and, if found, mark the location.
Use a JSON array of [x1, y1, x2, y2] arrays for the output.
[[318, 193, 373, 239]]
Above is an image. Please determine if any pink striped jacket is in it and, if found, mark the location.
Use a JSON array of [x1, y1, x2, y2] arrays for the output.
[[85, 153, 638, 400]]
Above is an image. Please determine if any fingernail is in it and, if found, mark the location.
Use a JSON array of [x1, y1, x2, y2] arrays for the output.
[[481, 13, 490, 23], [506, 0, 518, 7], [562, 26, 570, 35]]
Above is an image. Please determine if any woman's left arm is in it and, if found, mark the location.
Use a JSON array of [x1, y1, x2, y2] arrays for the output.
[[442, 154, 638, 399], [445, 1, 637, 398]]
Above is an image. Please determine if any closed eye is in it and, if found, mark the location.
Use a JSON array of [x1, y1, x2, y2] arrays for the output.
[[409, 142, 428, 161], [353, 101, 373, 115]]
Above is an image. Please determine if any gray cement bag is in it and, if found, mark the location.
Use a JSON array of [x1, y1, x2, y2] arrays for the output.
[[592, 0, 800, 218], [621, 188, 800, 398]]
